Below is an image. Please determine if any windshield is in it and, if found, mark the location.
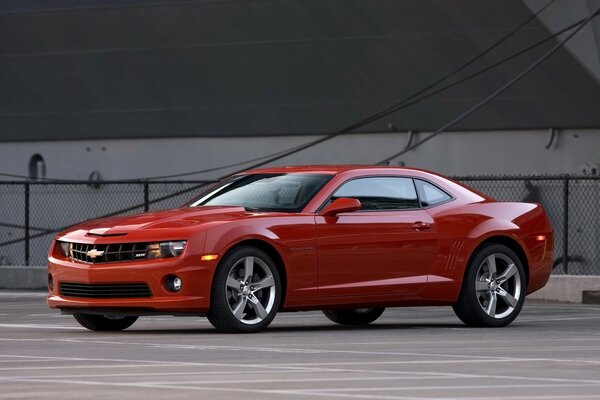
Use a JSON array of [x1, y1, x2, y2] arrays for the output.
[[189, 173, 332, 212]]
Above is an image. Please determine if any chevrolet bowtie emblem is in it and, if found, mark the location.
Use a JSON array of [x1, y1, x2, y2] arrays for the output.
[[86, 248, 105, 259]]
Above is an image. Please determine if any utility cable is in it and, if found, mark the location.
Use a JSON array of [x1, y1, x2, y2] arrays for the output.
[[222, 0, 558, 177], [0, 0, 593, 249], [0, 145, 301, 181], [0, 0, 557, 182], [377, 6, 600, 165], [136, 142, 314, 180]]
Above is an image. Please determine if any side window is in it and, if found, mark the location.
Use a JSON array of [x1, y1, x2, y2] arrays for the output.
[[332, 177, 419, 210], [414, 179, 452, 207]]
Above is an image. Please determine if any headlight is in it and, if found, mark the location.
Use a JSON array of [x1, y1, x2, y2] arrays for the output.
[[147, 241, 187, 259], [58, 241, 70, 257]]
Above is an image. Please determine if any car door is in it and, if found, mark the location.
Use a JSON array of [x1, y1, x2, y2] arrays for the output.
[[315, 176, 438, 297]]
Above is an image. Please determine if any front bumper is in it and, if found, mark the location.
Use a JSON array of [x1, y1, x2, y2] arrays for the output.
[[47, 255, 215, 313]]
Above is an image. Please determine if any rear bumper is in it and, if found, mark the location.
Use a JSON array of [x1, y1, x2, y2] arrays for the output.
[[47, 255, 216, 313], [525, 232, 554, 295]]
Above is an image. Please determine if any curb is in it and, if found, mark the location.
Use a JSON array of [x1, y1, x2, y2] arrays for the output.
[[0, 266, 47, 290], [528, 275, 600, 303]]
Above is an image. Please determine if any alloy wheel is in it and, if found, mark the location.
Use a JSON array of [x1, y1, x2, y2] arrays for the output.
[[225, 256, 276, 325], [475, 253, 522, 319]]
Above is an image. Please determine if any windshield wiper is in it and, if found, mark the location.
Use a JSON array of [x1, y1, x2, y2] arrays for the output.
[[244, 206, 263, 212]]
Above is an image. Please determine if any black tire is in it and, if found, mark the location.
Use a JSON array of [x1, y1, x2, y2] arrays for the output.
[[73, 314, 138, 331], [453, 243, 526, 327], [207, 246, 282, 333], [322, 308, 385, 326]]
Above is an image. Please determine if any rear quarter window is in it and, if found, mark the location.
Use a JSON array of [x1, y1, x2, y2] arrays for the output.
[[414, 179, 452, 207]]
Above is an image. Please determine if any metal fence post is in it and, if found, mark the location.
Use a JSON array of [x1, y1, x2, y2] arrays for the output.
[[144, 182, 149, 212], [562, 177, 569, 274], [24, 182, 30, 266]]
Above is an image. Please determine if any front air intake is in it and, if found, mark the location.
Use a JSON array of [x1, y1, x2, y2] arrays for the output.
[[59, 282, 152, 298]]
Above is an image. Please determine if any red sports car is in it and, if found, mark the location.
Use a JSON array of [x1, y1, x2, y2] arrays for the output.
[[47, 166, 553, 333]]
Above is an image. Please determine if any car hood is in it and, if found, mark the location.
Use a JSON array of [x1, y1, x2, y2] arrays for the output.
[[57, 206, 249, 241]]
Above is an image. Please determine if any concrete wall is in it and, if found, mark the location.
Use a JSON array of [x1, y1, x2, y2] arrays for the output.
[[0, 266, 47, 290], [1, 128, 599, 267], [0, 129, 599, 182]]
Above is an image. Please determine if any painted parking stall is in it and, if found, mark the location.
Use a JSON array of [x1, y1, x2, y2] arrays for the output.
[[1, 292, 600, 399]]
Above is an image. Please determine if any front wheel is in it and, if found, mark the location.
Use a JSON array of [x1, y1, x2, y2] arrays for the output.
[[207, 246, 282, 333], [73, 314, 138, 331], [322, 308, 385, 325], [453, 244, 526, 327]]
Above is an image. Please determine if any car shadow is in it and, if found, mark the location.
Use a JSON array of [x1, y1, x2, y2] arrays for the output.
[[105, 321, 468, 335]]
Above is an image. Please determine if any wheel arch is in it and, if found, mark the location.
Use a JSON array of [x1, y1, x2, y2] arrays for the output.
[[466, 235, 530, 285], [220, 239, 288, 308]]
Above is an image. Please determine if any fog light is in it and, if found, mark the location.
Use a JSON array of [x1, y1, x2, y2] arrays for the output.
[[173, 277, 182, 291], [165, 275, 182, 292], [47, 273, 54, 292]]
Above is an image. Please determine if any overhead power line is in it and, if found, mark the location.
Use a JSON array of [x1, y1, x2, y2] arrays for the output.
[[0, 0, 557, 182], [144, 0, 558, 181], [221, 0, 558, 177], [0, 142, 309, 182], [3, 1, 596, 250], [376, 5, 600, 165]]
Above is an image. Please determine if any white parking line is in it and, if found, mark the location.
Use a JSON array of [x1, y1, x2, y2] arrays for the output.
[[2, 375, 460, 385], [1, 354, 600, 386], [11, 337, 600, 366], [518, 316, 600, 323], [262, 390, 600, 400], [0, 323, 81, 330], [524, 304, 600, 311], [0, 354, 200, 364], [2, 337, 600, 369], [291, 383, 600, 393], [2, 376, 600, 400]]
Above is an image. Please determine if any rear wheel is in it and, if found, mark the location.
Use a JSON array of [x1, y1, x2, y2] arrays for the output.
[[453, 244, 526, 327], [207, 246, 282, 333], [322, 308, 385, 325], [73, 314, 138, 331]]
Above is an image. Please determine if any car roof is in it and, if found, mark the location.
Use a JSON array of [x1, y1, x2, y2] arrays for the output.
[[242, 165, 434, 175], [241, 165, 493, 203]]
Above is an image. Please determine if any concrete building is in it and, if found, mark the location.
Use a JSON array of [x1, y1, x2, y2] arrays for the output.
[[1, 0, 600, 181], [1, 0, 600, 271]]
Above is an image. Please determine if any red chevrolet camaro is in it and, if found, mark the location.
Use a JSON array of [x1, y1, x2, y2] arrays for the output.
[[47, 166, 553, 333]]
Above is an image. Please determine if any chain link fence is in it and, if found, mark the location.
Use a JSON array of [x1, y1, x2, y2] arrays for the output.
[[0, 176, 598, 275], [0, 181, 214, 266]]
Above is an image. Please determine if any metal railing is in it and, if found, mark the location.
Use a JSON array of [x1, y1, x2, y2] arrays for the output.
[[0, 176, 599, 274]]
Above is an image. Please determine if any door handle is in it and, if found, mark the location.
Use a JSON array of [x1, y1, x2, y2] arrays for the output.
[[412, 221, 431, 231]]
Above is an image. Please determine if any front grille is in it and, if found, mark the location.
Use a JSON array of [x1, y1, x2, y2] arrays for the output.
[[60, 282, 152, 298], [70, 242, 150, 264]]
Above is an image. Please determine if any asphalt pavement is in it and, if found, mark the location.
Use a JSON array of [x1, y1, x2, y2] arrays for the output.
[[1, 291, 599, 400]]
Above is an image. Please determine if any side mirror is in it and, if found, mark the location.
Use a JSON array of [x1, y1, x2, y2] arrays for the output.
[[321, 198, 361, 217]]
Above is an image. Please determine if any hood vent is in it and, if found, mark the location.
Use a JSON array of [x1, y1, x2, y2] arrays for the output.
[[86, 232, 128, 237], [87, 228, 128, 237]]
